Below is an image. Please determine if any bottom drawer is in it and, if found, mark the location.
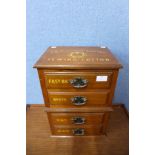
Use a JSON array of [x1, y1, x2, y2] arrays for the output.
[[49, 113, 104, 125], [51, 125, 102, 136]]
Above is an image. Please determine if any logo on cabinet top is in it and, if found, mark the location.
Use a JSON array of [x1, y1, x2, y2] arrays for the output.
[[69, 51, 87, 58], [47, 50, 110, 62]]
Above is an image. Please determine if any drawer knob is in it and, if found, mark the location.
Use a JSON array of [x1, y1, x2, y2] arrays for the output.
[[71, 117, 85, 124], [72, 128, 85, 136], [69, 77, 88, 88], [71, 96, 87, 105]]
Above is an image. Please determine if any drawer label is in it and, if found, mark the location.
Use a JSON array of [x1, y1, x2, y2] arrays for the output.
[[56, 118, 67, 122], [57, 129, 69, 133], [48, 79, 68, 84], [96, 76, 108, 82], [52, 98, 67, 102]]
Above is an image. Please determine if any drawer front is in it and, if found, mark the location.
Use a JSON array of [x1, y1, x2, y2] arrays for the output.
[[48, 91, 109, 107], [52, 125, 101, 136], [49, 113, 103, 125], [44, 71, 113, 89]]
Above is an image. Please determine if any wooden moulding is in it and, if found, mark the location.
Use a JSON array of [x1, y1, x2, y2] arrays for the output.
[[44, 106, 113, 113], [27, 103, 128, 118], [33, 46, 123, 69]]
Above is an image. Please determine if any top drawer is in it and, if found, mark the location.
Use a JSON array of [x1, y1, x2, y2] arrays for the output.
[[44, 71, 113, 89]]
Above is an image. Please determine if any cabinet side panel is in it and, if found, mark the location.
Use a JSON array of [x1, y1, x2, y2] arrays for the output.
[[37, 69, 53, 134], [108, 69, 119, 105], [37, 69, 50, 107]]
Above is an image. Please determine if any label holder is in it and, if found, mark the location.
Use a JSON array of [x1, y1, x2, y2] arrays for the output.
[[96, 76, 108, 82]]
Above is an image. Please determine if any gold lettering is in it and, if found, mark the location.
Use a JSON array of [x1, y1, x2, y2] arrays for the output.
[[56, 118, 67, 122], [67, 58, 71, 61], [49, 79, 68, 84], [63, 58, 67, 61], [61, 79, 65, 83], [53, 98, 57, 101], [105, 58, 110, 61], [100, 58, 105, 61], [72, 59, 77, 61], [62, 79, 68, 83], [57, 58, 62, 61], [57, 129, 69, 133], [52, 98, 67, 102], [86, 58, 90, 61]]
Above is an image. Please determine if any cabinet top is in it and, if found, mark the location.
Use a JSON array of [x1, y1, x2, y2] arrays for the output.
[[34, 46, 122, 69]]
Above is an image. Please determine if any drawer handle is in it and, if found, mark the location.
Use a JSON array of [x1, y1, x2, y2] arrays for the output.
[[69, 77, 88, 88], [72, 128, 85, 136], [71, 117, 85, 124], [71, 96, 87, 105]]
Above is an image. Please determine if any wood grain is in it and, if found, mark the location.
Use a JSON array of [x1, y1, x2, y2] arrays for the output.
[[52, 125, 102, 136], [44, 106, 113, 113], [49, 113, 104, 125], [48, 91, 110, 107], [44, 71, 113, 89], [33, 46, 122, 69], [26, 106, 128, 155], [34, 46, 123, 136]]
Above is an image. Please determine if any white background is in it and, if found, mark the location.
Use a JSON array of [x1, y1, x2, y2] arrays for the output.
[[0, 0, 155, 154]]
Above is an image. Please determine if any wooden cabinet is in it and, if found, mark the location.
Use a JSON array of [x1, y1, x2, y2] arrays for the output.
[[34, 46, 122, 136]]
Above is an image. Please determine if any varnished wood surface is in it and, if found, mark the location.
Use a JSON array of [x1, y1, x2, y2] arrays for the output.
[[44, 106, 113, 113], [44, 71, 113, 89], [48, 111, 108, 135], [34, 46, 123, 137], [49, 113, 103, 125], [48, 91, 109, 107], [26, 105, 128, 155], [52, 125, 102, 136], [50, 113, 104, 127], [49, 112, 105, 135], [34, 46, 122, 69], [37, 68, 119, 135]]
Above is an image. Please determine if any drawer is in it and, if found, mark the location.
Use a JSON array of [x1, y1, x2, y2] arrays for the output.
[[49, 113, 104, 125], [51, 125, 102, 136], [48, 91, 109, 107], [44, 71, 113, 89]]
